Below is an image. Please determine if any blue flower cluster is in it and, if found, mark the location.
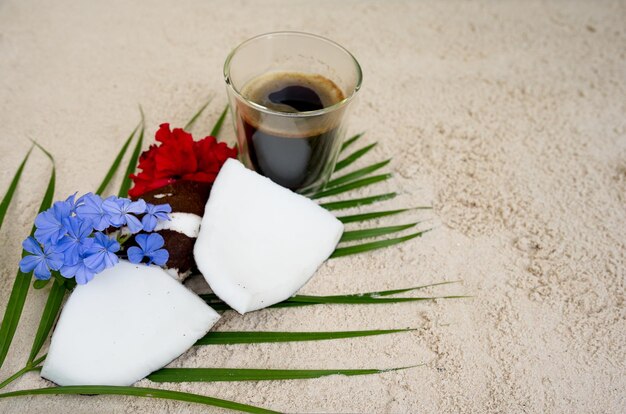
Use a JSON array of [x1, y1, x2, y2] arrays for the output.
[[19, 193, 172, 285]]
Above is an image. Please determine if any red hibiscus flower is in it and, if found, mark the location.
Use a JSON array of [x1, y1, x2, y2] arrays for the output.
[[128, 123, 237, 198]]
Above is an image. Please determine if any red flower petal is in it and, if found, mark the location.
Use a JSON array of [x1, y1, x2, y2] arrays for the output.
[[128, 124, 237, 198]]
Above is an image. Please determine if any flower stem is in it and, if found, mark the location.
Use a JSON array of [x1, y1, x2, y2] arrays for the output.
[[117, 233, 133, 245], [0, 354, 46, 390]]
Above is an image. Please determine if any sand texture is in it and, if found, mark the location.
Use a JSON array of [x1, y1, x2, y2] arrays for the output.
[[0, 0, 625, 412]]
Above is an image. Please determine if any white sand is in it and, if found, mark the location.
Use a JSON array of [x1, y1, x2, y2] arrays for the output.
[[0, 0, 624, 412]]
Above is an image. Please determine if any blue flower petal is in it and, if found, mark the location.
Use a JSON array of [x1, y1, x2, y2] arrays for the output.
[[19, 255, 41, 273], [76, 193, 110, 231], [33, 260, 51, 280], [62, 247, 80, 267], [102, 198, 125, 227], [145, 233, 165, 252], [60, 262, 79, 278], [52, 200, 72, 221], [127, 199, 147, 215], [141, 214, 158, 232], [47, 250, 64, 271], [34, 210, 65, 244], [65, 192, 79, 213], [74, 265, 95, 285], [125, 214, 143, 234], [127, 246, 144, 264], [134, 233, 148, 251], [82, 251, 107, 273], [149, 248, 169, 266], [101, 251, 119, 269], [22, 237, 43, 255]]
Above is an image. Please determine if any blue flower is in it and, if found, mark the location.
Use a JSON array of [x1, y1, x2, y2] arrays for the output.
[[128, 233, 169, 266], [19, 237, 64, 280], [56, 216, 93, 265], [60, 238, 98, 285], [75, 193, 110, 231], [83, 232, 120, 271], [102, 197, 146, 234], [61, 257, 97, 285], [141, 203, 172, 232], [65, 192, 81, 214], [34, 200, 72, 244]]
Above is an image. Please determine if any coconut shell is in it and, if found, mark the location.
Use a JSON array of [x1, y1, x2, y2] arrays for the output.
[[130, 180, 212, 279]]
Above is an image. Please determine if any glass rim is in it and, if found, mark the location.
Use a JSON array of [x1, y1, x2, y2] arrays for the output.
[[223, 31, 363, 118]]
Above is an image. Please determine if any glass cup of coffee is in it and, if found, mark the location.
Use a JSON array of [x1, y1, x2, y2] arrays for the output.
[[224, 31, 362, 193]]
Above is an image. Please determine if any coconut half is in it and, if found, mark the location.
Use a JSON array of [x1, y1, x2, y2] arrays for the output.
[[41, 260, 220, 386], [193, 159, 344, 314]]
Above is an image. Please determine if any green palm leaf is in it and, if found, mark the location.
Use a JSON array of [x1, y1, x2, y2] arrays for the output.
[[195, 328, 413, 345], [201, 281, 465, 310], [210, 105, 229, 137], [184, 97, 213, 131], [202, 281, 459, 303], [203, 295, 463, 311], [334, 142, 377, 172], [0, 355, 45, 390], [148, 366, 416, 383], [340, 132, 364, 152], [27, 282, 66, 363], [0, 145, 33, 230], [0, 386, 277, 414], [312, 174, 392, 200], [201, 281, 458, 302], [0, 142, 55, 370], [331, 229, 431, 258], [356, 280, 461, 297], [340, 223, 418, 242], [96, 123, 139, 195], [282, 295, 465, 305], [324, 159, 390, 189], [118, 125, 144, 197], [336, 208, 410, 224], [320, 192, 396, 211]]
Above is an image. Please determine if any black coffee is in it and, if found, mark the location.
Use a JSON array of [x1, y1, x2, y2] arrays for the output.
[[240, 72, 345, 191]]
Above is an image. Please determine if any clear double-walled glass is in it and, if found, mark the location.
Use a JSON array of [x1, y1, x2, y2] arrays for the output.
[[224, 31, 362, 193]]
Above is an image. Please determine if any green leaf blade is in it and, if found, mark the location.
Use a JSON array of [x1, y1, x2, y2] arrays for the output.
[[96, 124, 139, 195], [334, 143, 377, 172], [195, 328, 413, 345], [324, 159, 391, 190], [201, 282, 465, 310], [284, 295, 465, 305], [312, 174, 392, 200], [331, 229, 431, 258], [336, 208, 411, 224], [319, 192, 397, 211], [118, 126, 144, 197], [340, 222, 418, 242], [0, 143, 55, 370], [0, 386, 278, 414], [340, 132, 364, 152], [184, 97, 213, 131], [210, 105, 229, 137], [148, 366, 414, 383], [0, 146, 33, 231], [0, 273, 32, 371], [27, 281, 66, 363]]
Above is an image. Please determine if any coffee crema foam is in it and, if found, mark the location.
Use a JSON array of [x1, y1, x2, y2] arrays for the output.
[[238, 72, 346, 138], [241, 72, 345, 112]]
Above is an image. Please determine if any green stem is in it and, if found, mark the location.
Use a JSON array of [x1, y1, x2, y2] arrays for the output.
[[0, 354, 45, 390], [117, 233, 133, 245]]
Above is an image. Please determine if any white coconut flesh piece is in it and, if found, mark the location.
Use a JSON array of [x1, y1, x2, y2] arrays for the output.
[[194, 158, 344, 314], [41, 260, 220, 386], [154, 212, 202, 238]]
